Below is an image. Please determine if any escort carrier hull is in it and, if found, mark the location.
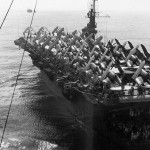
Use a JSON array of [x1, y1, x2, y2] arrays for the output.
[[14, 0, 150, 148]]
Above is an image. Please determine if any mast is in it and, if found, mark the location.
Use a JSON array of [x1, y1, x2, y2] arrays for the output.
[[82, 0, 99, 39]]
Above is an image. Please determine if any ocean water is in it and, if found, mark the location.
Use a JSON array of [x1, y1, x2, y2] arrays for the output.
[[0, 10, 150, 150]]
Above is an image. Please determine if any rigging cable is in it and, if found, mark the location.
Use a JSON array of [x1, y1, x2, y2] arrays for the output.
[[0, 0, 15, 30], [0, 0, 38, 147], [105, 18, 108, 43]]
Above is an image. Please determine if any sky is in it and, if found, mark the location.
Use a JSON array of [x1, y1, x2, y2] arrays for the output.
[[0, 0, 150, 12]]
